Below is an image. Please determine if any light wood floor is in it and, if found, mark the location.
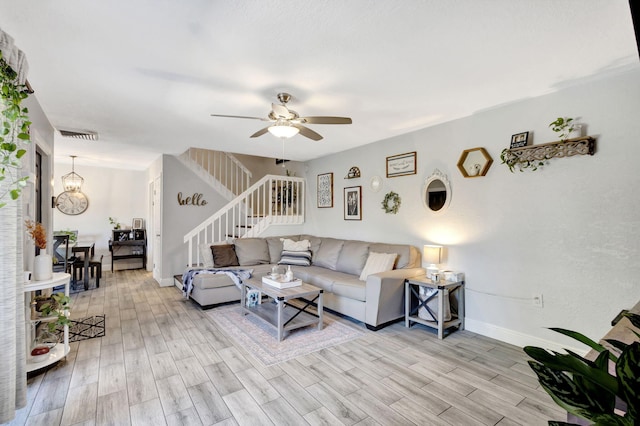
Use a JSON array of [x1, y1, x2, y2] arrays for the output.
[[6, 269, 565, 426]]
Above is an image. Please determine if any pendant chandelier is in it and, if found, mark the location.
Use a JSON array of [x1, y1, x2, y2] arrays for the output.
[[62, 155, 84, 192]]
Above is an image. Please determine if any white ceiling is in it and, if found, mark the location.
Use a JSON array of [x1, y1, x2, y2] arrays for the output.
[[0, 1, 637, 170]]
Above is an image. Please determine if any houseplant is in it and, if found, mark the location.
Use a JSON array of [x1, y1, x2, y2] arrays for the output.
[[37, 292, 71, 332], [549, 117, 578, 142], [500, 148, 548, 172], [25, 219, 52, 280], [524, 312, 640, 425], [0, 51, 31, 208], [109, 216, 121, 229]]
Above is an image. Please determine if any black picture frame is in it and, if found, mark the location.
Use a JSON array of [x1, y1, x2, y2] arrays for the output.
[[317, 172, 334, 208], [510, 131, 529, 148], [344, 186, 362, 220]]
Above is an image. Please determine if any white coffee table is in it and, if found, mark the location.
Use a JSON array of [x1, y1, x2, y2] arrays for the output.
[[241, 276, 323, 341]]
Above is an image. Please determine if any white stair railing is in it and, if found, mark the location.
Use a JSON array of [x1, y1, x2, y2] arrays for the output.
[[179, 148, 252, 200], [184, 174, 305, 267]]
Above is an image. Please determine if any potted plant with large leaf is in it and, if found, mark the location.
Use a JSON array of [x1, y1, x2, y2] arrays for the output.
[[524, 312, 640, 425]]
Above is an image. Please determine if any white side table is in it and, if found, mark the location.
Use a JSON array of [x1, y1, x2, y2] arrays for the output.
[[405, 276, 465, 339]]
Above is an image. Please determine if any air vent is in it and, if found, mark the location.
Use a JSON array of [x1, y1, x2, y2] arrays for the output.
[[59, 129, 99, 141]]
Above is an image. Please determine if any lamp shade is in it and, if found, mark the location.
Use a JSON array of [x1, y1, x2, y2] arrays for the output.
[[268, 121, 299, 138], [62, 172, 84, 192], [423, 245, 442, 265], [61, 156, 84, 192]]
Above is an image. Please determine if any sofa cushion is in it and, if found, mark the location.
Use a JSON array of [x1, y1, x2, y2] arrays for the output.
[[331, 277, 367, 302], [313, 238, 344, 270], [336, 240, 370, 275], [307, 269, 366, 302], [370, 243, 412, 269], [278, 250, 312, 266], [359, 252, 397, 281], [211, 244, 239, 267], [299, 234, 323, 258], [195, 273, 238, 290], [266, 237, 285, 264], [292, 266, 335, 292], [233, 238, 270, 265]]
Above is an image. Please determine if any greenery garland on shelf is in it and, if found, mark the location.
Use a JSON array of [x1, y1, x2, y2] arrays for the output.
[[381, 191, 401, 214], [0, 51, 31, 208]]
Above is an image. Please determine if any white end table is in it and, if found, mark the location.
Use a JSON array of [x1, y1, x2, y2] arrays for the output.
[[405, 276, 465, 339]]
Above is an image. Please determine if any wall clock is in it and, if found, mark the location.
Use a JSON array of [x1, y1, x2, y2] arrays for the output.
[[56, 191, 89, 215]]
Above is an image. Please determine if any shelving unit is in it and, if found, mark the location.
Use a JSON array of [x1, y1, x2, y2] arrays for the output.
[[24, 272, 70, 372], [501, 136, 595, 170]]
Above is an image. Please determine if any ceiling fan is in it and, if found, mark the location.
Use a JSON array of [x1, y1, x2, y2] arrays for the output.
[[211, 93, 352, 141]]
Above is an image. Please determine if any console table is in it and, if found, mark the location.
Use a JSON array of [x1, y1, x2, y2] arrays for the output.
[[109, 229, 146, 272]]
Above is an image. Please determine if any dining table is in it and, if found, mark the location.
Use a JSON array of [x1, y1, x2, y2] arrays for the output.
[[72, 240, 95, 290]]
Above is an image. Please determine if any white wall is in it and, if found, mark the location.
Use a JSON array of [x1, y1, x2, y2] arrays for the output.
[[232, 153, 305, 182], [158, 155, 229, 285], [22, 95, 55, 271], [303, 67, 640, 352], [52, 163, 148, 265]]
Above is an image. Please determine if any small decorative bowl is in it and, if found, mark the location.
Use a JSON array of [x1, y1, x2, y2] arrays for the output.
[[30, 346, 51, 363]]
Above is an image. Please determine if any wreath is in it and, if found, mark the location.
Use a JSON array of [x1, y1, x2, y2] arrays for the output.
[[382, 191, 401, 214]]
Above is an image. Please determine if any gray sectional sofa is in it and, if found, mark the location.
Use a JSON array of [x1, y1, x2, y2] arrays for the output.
[[184, 235, 425, 329]]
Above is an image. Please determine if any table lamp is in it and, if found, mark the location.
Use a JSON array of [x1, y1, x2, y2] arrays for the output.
[[423, 244, 442, 280]]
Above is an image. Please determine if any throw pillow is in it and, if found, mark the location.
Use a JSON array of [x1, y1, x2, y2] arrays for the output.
[[211, 244, 239, 268], [199, 241, 229, 268], [199, 243, 214, 268], [359, 252, 397, 281], [280, 238, 310, 252], [278, 250, 312, 266]]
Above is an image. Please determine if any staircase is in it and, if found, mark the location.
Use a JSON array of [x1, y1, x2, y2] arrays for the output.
[[183, 174, 305, 267], [178, 148, 252, 201]]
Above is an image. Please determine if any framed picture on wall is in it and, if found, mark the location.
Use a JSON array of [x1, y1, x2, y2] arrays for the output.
[[386, 151, 417, 178], [132, 218, 144, 229], [344, 186, 362, 220], [317, 172, 333, 208], [510, 131, 529, 148]]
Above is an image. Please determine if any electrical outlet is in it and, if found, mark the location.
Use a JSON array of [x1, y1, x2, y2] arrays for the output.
[[533, 294, 544, 308]]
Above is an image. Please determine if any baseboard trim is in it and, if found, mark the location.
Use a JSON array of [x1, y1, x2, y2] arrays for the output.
[[157, 277, 174, 287], [465, 318, 588, 356]]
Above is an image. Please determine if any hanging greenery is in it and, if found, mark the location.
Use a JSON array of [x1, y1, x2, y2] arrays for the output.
[[381, 191, 401, 214], [0, 51, 31, 208]]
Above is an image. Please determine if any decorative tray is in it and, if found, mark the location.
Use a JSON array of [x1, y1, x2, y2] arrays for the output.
[[262, 276, 302, 289]]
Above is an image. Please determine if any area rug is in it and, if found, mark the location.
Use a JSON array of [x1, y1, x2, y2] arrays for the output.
[[206, 305, 365, 366], [54, 315, 105, 342]]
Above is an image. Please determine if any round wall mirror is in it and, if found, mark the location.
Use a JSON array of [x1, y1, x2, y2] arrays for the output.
[[423, 169, 451, 213]]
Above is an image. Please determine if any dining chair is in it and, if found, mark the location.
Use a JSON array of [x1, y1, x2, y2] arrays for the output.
[[52, 234, 70, 273]]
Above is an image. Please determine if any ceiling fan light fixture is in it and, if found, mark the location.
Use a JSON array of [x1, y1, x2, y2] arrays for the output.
[[268, 121, 299, 138]]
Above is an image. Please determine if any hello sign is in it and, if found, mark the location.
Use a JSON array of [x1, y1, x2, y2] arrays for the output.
[[177, 192, 208, 206]]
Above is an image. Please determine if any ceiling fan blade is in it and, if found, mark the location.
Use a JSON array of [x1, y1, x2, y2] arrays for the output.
[[250, 127, 271, 138], [300, 116, 352, 125], [271, 103, 294, 119], [211, 114, 269, 121], [294, 124, 323, 141]]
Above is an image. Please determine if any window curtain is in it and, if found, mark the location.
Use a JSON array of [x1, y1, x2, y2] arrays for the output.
[[0, 27, 28, 424]]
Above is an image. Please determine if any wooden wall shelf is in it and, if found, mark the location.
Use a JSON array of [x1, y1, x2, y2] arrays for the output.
[[501, 136, 595, 171]]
